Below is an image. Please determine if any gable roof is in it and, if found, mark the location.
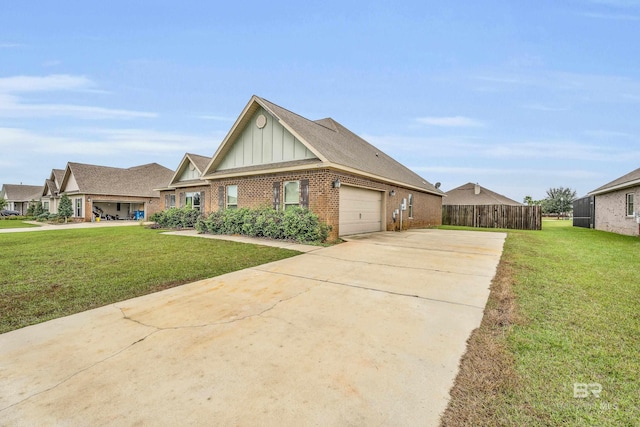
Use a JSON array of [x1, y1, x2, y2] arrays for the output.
[[41, 168, 66, 197], [1, 184, 43, 202], [443, 182, 522, 206], [60, 162, 174, 198], [202, 96, 443, 195], [589, 167, 640, 196], [166, 153, 212, 188]]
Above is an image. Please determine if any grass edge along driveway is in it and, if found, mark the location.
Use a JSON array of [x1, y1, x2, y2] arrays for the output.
[[440, 221, 640, 426], [0, 226, 300, 334]]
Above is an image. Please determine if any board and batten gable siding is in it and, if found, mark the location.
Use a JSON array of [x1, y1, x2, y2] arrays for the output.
[[178, 162, 200, 181], [217, 107, 317, 170], [594, 186, 640, 236]]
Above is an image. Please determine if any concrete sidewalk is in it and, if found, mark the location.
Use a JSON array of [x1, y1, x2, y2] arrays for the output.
[[0, 220, 141, 233], [0, 229, 506, 426]]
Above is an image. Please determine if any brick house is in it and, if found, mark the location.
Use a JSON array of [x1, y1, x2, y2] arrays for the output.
[[0, 184, 42, 214], [157, 153, 212, 213], [160, 96, 443, 240], [57, 162, 174, 221], [589, 167, 640, 236]]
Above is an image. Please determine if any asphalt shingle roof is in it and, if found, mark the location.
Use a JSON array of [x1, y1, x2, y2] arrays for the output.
[[63, 162, 174, 197], [1, 184, 43, 202], [590, 167, 640, 195], [204, 96, 443, 195], [443, 182, 522, 206]]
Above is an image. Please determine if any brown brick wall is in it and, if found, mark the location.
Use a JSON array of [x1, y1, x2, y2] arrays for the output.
[[164, 169, 442, 240]]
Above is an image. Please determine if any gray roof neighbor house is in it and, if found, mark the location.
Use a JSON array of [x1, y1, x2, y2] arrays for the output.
[[443, 182, 522, 206], [1, 184, 43, 214], [60, 162, 174, 197], [589, 167, 640, 196]]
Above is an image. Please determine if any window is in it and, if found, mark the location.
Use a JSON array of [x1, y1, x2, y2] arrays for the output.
[[626, 193, 634, 217], [43, 201, 49, 211], [116, 203, 121, 212], [185, 192, 201, 210], [408, 194, 413, 218], [75, 198, 82, 217], [226, 185, 238, 209], [284, 181, 300, 210], [170, 194, 176, 208]]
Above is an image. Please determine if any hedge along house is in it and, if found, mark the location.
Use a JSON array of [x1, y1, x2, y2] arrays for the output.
[[588, 166, 640, 236], [58, 162, 174, 221], [40, 168, 66, 214], [157, 153, 212, 213], [199, 96, 444, 240]]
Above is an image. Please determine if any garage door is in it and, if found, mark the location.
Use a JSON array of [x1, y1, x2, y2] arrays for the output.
[[339, 186, 383, 236]]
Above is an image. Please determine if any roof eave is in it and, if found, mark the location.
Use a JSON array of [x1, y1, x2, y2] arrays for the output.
[[589, 178, 640, 196]]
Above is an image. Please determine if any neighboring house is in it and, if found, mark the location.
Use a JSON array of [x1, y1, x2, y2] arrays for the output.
[[588, 167, 640, 236], [58, 162, 174, 221], [159, 95, 444, 240], [157, 153, 212, 212], [40, 168, 66, 214], [0, 184, 43, 215], [443, 182, 522, 206]]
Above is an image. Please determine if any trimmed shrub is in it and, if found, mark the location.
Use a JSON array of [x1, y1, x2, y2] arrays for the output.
[[149, 207, 202, 229], [196, 206, 329, 243]]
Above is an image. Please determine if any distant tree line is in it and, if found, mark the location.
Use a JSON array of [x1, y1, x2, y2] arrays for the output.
[[524, 187, 577, 217]]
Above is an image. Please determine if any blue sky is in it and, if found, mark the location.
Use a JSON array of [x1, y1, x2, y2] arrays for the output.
[[1, 1, 639, 201]]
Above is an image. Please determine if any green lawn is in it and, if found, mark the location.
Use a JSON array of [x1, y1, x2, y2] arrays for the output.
[[0, 226, 300, 334], [0, 219, 40, 229], [442, 221, 640, 425]]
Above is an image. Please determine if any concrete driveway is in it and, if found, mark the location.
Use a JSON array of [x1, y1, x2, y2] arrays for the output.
[[0, 229, 505, 426]]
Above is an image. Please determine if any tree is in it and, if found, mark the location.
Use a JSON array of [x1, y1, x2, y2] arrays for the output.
[[0, 197, 6, 210], [523, 196, 543, 206], [543, 187, 577, 218], [59, 193, 73, 223]]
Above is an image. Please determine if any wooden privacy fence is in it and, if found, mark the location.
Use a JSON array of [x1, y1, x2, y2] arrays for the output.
[[442, 204, 542, 230]]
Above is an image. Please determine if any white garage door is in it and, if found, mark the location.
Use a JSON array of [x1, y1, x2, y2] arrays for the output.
[[339, 186, 383, 236]]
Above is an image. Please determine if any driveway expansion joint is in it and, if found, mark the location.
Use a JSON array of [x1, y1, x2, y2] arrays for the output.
[[253, 268, 485, 310]]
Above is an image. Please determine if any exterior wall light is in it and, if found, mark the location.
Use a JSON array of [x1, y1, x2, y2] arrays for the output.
[[390, 190, 396, 196], [333, 179, 341, 188]]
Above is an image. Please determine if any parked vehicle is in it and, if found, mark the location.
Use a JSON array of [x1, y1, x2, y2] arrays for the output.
[[0, 209, 20, 216]]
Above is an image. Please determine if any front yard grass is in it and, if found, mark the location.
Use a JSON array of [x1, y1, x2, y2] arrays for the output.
[[441, 221, 640, 426], [0, 226, 300, 334], [0, 220, 40, 229]]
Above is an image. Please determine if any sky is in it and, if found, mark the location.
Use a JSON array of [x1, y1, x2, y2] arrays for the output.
[[1, 1, 639, 202]]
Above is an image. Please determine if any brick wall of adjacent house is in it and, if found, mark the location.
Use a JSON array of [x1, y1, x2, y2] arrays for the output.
[[594, 186, 640, 236]]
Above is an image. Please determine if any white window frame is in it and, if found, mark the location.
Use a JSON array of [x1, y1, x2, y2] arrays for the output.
[[169, 194, 176, 208], [43, 201, 49, 212], [226, 185, 238, 209], [75, 198, 82, 217], [283, 181, 300, 210], [185, 192, 201, 210], [626, 193, 634, 217], [408, 194, 414, 218]]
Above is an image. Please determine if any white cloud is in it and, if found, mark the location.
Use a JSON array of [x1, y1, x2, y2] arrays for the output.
[[0, 74, 93, 93], [416, 116, 485, 127], [0, 74, 153, 119], [0, 42, 23, 48], [0, 127, 218, 158], [581, 12, 640, 20]]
